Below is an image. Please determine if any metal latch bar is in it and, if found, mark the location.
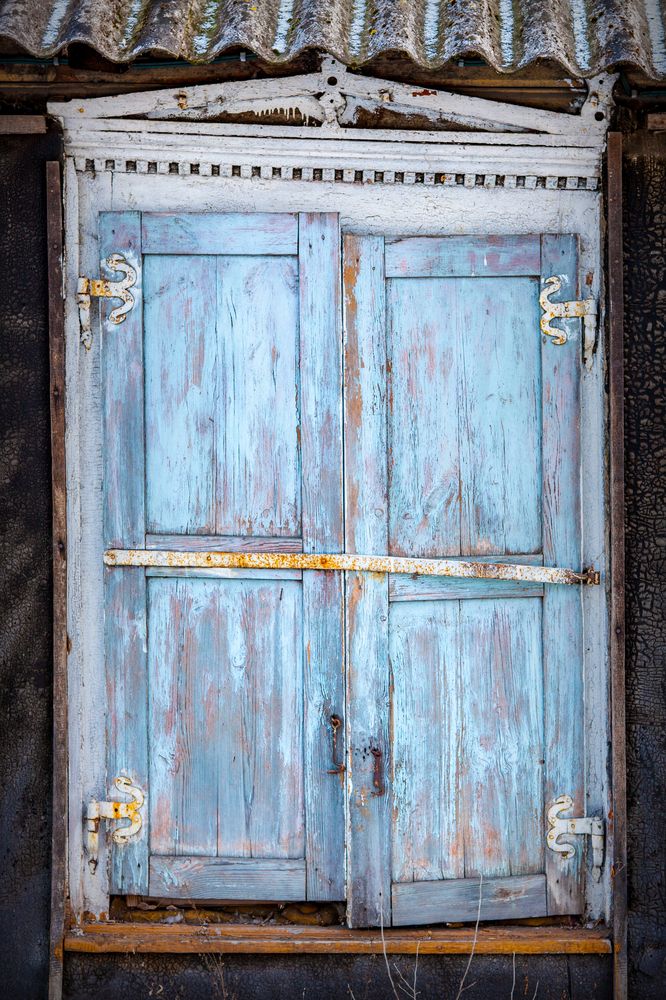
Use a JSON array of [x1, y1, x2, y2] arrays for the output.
[[77, 253, 137, 350], [104, 549, 600, 586], [86, 775, 144, 874], [547, 794, 605, 881]]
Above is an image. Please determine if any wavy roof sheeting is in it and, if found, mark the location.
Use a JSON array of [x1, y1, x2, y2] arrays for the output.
[[0, 0, 664, 78]]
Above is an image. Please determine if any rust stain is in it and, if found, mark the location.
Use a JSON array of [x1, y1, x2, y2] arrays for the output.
[[411, 89, 437, 97]]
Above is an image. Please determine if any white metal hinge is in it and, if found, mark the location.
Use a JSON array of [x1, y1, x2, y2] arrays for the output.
[[540, 275, 597, 365], [547, 794, 605, 881], [77, 252, 137, 350], [86, 775, 144, 873]]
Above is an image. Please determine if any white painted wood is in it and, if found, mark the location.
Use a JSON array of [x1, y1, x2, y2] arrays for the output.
[[48, 57, 615, 141], [62, 124, 609, 926]]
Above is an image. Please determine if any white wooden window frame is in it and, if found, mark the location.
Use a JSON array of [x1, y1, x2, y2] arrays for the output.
[[51, 63, 612, 925]]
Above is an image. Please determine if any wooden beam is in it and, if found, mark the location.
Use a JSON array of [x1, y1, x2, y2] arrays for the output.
[[607, 132, 627, 1000], [46, 160, 67, 1000], [0, 114, 46, 133], [646, 113, 666, 131], [65, 923, 612, 955]]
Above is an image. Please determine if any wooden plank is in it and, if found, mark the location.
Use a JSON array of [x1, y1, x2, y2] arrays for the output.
[[46, 160, 67, 1000], [387, 275, 460, 556], [540, 234, 584, 915], [607, 132, 627, 1000], [100, 211, 144, 548], [144, 253, 217, 534], [299, 213, 345, 901], [343, 234, 391, 927], [392, 875, 547, 926], [459, 599, 544, 879], [142, 212, 298, 255], [390, 601, 462, 885], [148, 578, 220, 857], [390, 577, 543, 601], [385, 235, 541, 278], [149, 857, 306, 901], [145, 567, 302, 581], [65, 923, 612, 955], [146, 534, 303, 552], [646, 113, 666, 131], [105, 568, 149, 894], [299, 213, 343, 554], [457, 275, 542, 555], [0, 114, 46, 133], [216, 255, 301, 537]]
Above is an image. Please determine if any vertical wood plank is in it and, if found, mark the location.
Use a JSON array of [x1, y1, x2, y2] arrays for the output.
[[460, 599, 544, 879], [148, 579, 219, 856], [458, 276, 542, 555], [299, 214, 345, 900], [541, 234, 584, 914], [386, 277, 461, 556], [216, 255, 301, 537], [144, 255, 217, 535], [105, 567, 149, 894], [100, 212, 144, 549], [100, 211, 148, 893], [343, 234, 391, 927], [46, 160, 67, 1000], [390, 600, 462, 885], [607, 132, 627, 1000]]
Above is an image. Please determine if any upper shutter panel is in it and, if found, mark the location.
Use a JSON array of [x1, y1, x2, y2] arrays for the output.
[[101, 211, 345, 901], [344, 233, 585, 927]]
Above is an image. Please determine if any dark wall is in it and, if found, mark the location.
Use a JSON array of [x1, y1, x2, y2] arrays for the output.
[[0, 129, 61, 1000], [0, 127, 663, 999], [623, 132, 666, 999]]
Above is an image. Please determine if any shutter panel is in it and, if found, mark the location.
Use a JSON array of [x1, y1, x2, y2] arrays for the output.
[[101, 212, 344, 901], [343, 233, 585, 927]]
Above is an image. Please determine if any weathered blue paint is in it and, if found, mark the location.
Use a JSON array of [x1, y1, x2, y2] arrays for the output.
[[100, 211, 149, 895]]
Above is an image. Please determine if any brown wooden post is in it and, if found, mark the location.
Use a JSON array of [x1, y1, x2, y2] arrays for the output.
[[607, 131, 627, 1000], [47, 159, 68, 1000]]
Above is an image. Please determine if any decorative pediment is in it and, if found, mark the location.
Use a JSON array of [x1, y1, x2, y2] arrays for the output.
[[49, 56, 615, 142]]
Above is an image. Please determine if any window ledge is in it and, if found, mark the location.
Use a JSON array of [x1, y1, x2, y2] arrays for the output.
[[65, 923, 612, 955]]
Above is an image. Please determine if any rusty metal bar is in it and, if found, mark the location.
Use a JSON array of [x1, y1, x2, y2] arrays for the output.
[[104, 550, 599, 586]]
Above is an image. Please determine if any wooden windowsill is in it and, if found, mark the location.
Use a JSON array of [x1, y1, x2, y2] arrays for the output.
[[65, 923, 612, 955]]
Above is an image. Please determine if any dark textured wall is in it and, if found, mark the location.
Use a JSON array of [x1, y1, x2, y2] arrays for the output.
[[0, 129, 62, 1000], [0, 127, 663, 999], [623, 132, 666, 999]]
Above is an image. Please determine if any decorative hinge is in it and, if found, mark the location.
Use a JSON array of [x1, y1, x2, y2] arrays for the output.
[[540, 276, 597, 360], [86, 775, 144, 873], [77, 253, 137, 351], [547, 794, 605, 882]]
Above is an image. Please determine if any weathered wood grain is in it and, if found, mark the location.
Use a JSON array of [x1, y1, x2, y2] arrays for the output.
[[146, 534, 303, 552], [459, 599, 544, 879], [385, 235, 541, 278], [148, 578, 304, 861], [145, 567, 302, 581], [299, 214, 345, 901], [540, 235, 584, 915], [141, 212, 298, 255], [387, 276, 460, 556], [457, 276, 541, 555], [343, 234, 391, 927], [392, 874, 547, 926], [390, 600, 462, 884], [105, 567, 149, 894], [144, 253, 217, 534], [149, 857, 306, 901], [100, 211, 144, 548]]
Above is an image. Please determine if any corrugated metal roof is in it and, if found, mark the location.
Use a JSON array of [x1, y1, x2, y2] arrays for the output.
[[0, 0, 664, 79]]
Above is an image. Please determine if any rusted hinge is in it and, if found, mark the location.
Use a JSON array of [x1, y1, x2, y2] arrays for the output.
[[547, 795, 604, 882], [77, 253, 137, 350], [86, 775, 144, 873], [540, 275, 597, 361]]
